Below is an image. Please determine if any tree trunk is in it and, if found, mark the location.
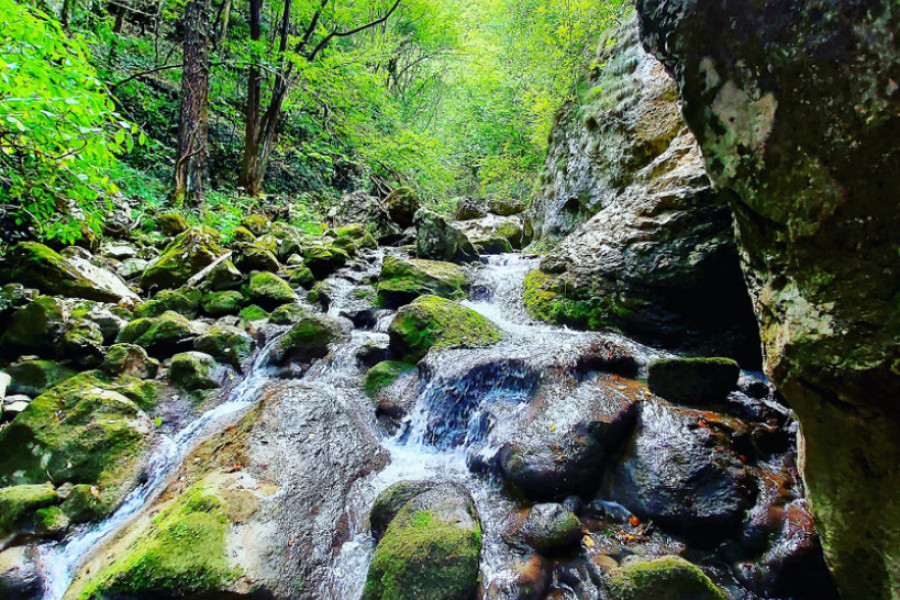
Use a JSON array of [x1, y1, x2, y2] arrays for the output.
[[173, 0, 211, 206], [238, 0, 263, 196]]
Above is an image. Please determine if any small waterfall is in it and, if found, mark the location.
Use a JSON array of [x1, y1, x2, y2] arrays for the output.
[[37, 333, 286, 600]]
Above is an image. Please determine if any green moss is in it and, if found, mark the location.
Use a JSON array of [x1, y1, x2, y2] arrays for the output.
[[194, 326, 254, 369], [248, 272, 297, 309], [117, 311, 198, 354], [169, 352, 219, 392], [364, 361, 416, 397], [364, 503, 481, 600], [240, 214, 270, 236], [34, 505, 69, 536], [275, 315, 344, 363], [134, 288, 202, 319], [201, 291, 245, 317], [523, 269, 639, 331], [140, 227, 224, 291], [0, 295, 66, 351], [376, 255, 469, 308], [269, 303, 311, 325], [77, 484, 239, 599], [388, 296, 502, 361], [286, 265, 315, 288], [102, 343, 159, 380], [605, 557, 727, 600], [6, 358, 76, 397], [0, 483, 58, 536], [303, 245, 350, 279], [239, 305, 269, 322], [61, 484, 105, 524]]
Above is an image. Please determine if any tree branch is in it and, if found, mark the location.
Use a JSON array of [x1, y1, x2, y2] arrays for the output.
[[307, 0, 403, 62]]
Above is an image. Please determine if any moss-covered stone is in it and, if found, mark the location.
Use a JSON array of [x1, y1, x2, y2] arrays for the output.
[[647, 357, 740, 406], [155, 213, 188, 236], [0, 296, 67, 353], [240, 214, 271, 236], [0, 483, 59, 536], [518, 503, 582, 553], [101, 344, 159, 380], [363, 495, 481, 600], [0, 242, 138, 303], [201, 291, 245, 317], [140, 227, 224, 291], [34, 505, 69, 537], [269, 303, 311, 325], [194, 326, 254, 369], [388, 296, 502, 361], [206, 259, 243, 291], [134, 288, 202, 319], [7, 358, 76, 397], [168, 352, 219, 391], [414, 209, 479, 264], [77, 484, 239, 599], [248, 272, 297, 309], [285, 265, 315, 289], [239, 305, 269, 322], [230, 226, 256, 243], [117, 311, 200, 356], [274, 315, 345, 364], [61, 485, 105, 524], [0, 375, 152, 518], [233, 242, 280, 273], [376, 255, 469, 308], [303, 245, 350, 279], [486, 197, 526, 216], [385, 188, 422, 229], [605, 557, 727, 600], [364, 361, 417, 398], [62, 317, 105, 367]]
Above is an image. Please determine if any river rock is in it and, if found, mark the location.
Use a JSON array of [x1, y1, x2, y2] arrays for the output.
[[376, 255, 469, 308], [0, 296, 68, 355], [601, 398, 756, 546], [487, 197, 526, 216], [388, 296, 502, 362], [328, 191, 401, 243], [604, 556, 727, 600], [117, 310, 202, 357], [0, 242, 140, 304], [140, 227, 224, 291], [364, 483, 481, 600], [516, 503, 583, 554], [101, 344, 159, 379], [414, 209, 479, 263], [0, 546, 43, 600], [634, 1, 900, 594], [0, 483, 59, 537], [134, 287, 201, 319], [303, 244, 350, 279], [201, 290, 245, 317], [205, 259, 244, 291], [455, 195, 487, 220], [168, 351, 220, 391], [384, 187, 421, 229], [454, 214, 532, 252], [248, 272, 297, 309], [233, 240, 281, 273], [647, 357, 740, 407], [194, 325, 254, 369], [273, 314, 346, 365], [6, 358, 76, 397]]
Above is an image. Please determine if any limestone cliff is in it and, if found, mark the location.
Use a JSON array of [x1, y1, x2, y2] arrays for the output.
[[634, 0, 900, 597]]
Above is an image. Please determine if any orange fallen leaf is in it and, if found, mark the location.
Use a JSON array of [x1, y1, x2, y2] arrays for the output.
[[628, 515, 640, 527]]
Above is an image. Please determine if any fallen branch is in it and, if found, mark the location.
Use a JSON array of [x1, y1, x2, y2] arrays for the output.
[[186, 251, 233, 287]]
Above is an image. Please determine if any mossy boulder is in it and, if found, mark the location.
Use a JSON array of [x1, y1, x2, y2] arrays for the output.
[[101, 344, 159, 379], [62, 318, 106, 367], [0, 242, 139, 303], [34, 505, 69, 538], [233, 242, 280, 273], [201, 291, 245, 317], [647, 357, 740, 407], [76, 484, 239, 599], [605, 557, 727, 600], [0, 296, 67, 354], [364, 361, 417, 398], [134, 288, 201, 319], [239, 305, 269, 322], [269, 303, 312, 325], [206, 259, 243, 291], [274, 315, 345, 365], [364, 485, 481, 600], [376, 255, 468, 308], [61, 484, 105, 524], [487, 197, 526, 216], [231, 226, 256, 243], [385, 187, 421, 228], [155, 213, 188, 236], [303, 245, 350, 279], [194, 326, 254, 369], [140, 227, 224, 291], [248, 272, 297, 309], [0, 483, 59, 537], [414, 209, 479, 264], [454, 196, 487, 220], [7, 358, 76, 397], [518, 503, 582, 553], [0, 376, 152, 518], [240, 214, 271, 236], [388, 296, 502, 361], [117, 311, 201, 356], [168, 352, 219, 391], [285, 265, 315, 288]]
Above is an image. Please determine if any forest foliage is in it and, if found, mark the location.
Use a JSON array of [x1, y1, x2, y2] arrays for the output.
[[0, 0, 627, 244]]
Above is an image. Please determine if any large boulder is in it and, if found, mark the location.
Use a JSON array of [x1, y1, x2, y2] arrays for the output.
[[634, 1, 900, 596], [0, 296, 67, 355], [117, 311, 202, 357], [388, 296, 502, 361], [376, 255, 469, 308], [140, 227, 224, 291], [194, 325, 254, 369], [273, 314, 346, 365], [604, 556, 727, 600], [384, 187, 421, 229], [364, 483, 481, 600], [6, 358, 76, 397], [647, 357, 740, 407], [0, 242, 139, 304], [523, 17, 760, 367], [134, 287, 201, 319], [328, 191, 401, 243], [414, 209, 479, 263], [453, 214, 533, 253], [168, 352, 219, 391], [248, 272, 297, 310]]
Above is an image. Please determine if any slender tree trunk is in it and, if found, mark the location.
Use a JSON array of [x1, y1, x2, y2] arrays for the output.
[[173, 0, 211, 206], [238, 0, 264, 196]]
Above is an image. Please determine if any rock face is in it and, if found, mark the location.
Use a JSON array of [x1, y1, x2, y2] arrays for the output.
[[524, 17, 761, 366], [634, 1, 900, 597]]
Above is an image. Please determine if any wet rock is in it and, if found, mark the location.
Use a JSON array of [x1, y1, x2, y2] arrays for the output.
[[268, 303, 312, 325], [117, 310, 202, 357], [273, 314, 346, 365], [34, 505, 69, 538], [1, 396, 31, 422], [303, 245, 350, 279], [454, 214, 532, 252], [487, 197, 526, 216], [233, 241, 281, 273], [140, 227, 225, 291], [0, 483, 59, 536], [248, 272, 297, 310], [101, 343, 159, 379], [328, 191, 401, 243], [602, 399, 756, 546], [414, 209, 479, 263], [0, 376, 152, 518], [194, 325, 254, 369], [385, 187, 421, 229], [364, 483, 481, 600], [84, 305, 128, 343], [62, 317, 105, 367], [135, 287, 201, 319], [574, 340, 641, 379], [376, 255, 469, 308], [388, 296, 502, 361], [60, 484, 105, 524], [169, 351, 220, 391], [0, 296, 67, 355], [517, 503, 583, 554], [0, 546, 43, 600], [455, 195, 487, 220], [206, 259, 243, 291], [201, 290, 245, 317], [635, 0, 900, 594], [239, 305, 269, 323], [364, 361, 417, 398], [6, 358, 76, 397], [648, 357, 740, 407], [369, 480, 439, 540], [604, 556, 727, 600], [356, 335, 391, 368], [0, 283, 37, 321], [0, 242, 140, 304]]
